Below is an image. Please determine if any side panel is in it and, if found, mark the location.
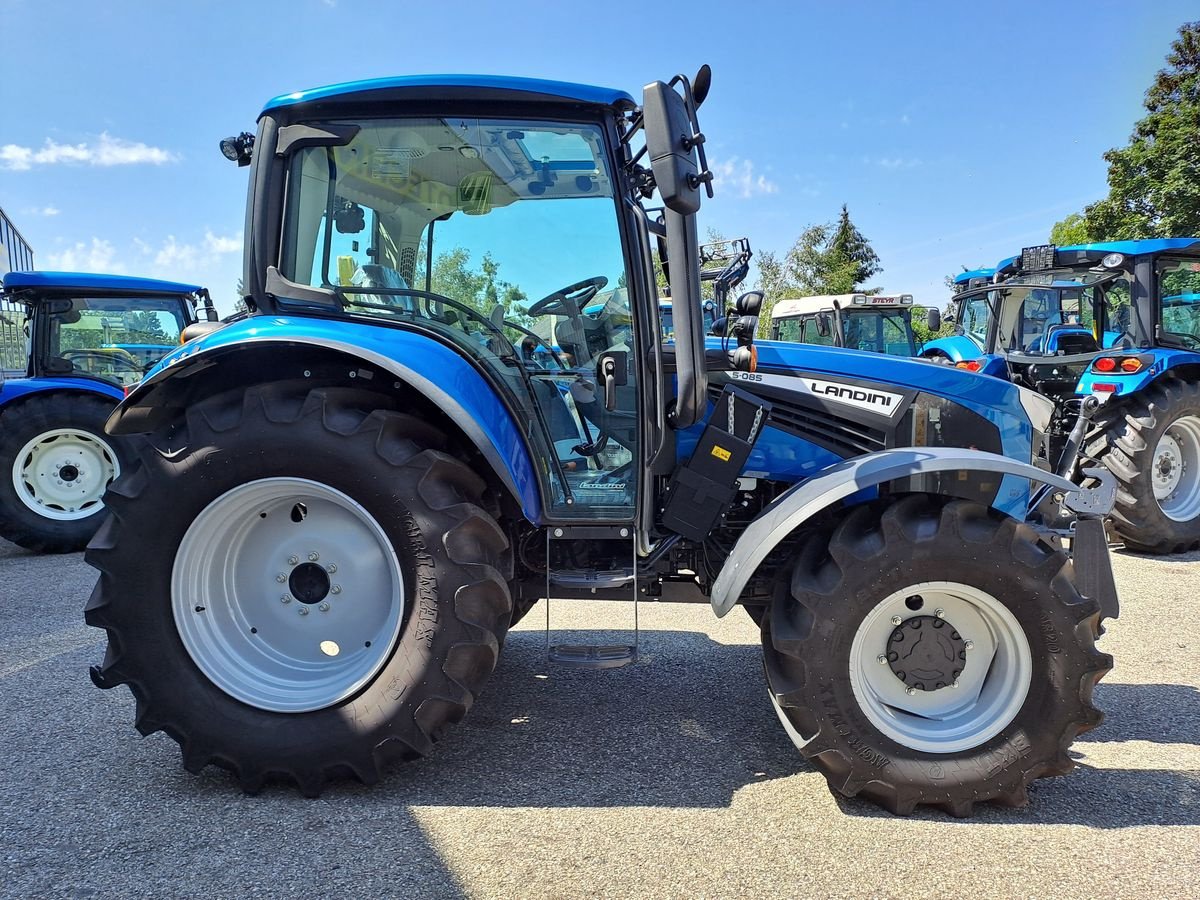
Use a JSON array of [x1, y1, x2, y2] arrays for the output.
[[116, 318, 543, 521], [709, 447, 1078, 617]]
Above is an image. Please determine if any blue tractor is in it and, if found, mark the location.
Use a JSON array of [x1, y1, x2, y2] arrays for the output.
[[86, 70, 1116, 816], [0, 272, 213, 551], [923, 241, 1200, 553]]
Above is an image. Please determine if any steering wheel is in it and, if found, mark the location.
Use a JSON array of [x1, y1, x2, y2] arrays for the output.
[[527, 276, 608, 317], [62, 348, 143, 377]]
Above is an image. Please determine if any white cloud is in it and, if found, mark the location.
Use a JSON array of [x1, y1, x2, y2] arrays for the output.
[[0, 132, 178, 171], [41, 238, 127, 274], [22, 205, 60, 217], [875, 156, 922, 170], [900, 114, 911, 126], [711, 157, 778, 199], [42, 231, 241, 278]]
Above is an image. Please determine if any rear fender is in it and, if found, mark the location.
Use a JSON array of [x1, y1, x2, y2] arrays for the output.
[[709, 446, 1078, 617], [1076, 350, 1200, 398], [110, 333, 542, 521], [0, 377, 124, 409]]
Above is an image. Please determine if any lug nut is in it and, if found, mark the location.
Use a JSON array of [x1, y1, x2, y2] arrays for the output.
[[298, 607, 309, 616], [326, 564, 337, 574], [318, 602, 330, 612], [951, 680, 960, 689], [890, 615, 902, 626], [276, 573, 287, 583], [905, 686, 916, 696], [877, 654, 888, 665], [280, 595, 292, 604], [934, 608, 945, 619], [288, 555, 299, 566], [963, 640, 974, 651], [331, 585, 342, 595], [308, 551, 320, 561]]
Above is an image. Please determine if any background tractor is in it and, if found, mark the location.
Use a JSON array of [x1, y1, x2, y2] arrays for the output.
[[0, 272, 213, 551], [767, 292, 922, 357]]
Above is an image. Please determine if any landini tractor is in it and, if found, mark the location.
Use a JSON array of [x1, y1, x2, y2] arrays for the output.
[[924, 241, 1200, 553], [0, 272, 213, 551], [86, 69, 1117, 816]]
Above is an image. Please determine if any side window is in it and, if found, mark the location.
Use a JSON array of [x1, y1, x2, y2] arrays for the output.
[[800, 317, 834, 346], [49, 298, 186, 386], [1158, 258, 1200, 345]]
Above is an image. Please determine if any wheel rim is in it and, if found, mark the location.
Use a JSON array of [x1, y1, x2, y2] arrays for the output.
[[848, 582, 1032, 754], [172, 477, 405, 713], [11, 427, 119, 521], [1152, 415, 1200, 522]]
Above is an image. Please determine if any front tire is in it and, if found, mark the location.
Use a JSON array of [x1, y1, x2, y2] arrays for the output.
[[0, 392, 125, 553], [86, 384, 512, 795], [1090, 378, 1200, 553], [763, 496, 1110, 816]]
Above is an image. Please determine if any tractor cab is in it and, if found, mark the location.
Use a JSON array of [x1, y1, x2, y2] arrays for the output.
[[768, 292, 920, 357], [1, 271, 214, 392]]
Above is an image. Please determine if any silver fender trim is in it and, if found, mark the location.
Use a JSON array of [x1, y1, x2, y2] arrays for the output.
[[709, 447, 1077, 617]]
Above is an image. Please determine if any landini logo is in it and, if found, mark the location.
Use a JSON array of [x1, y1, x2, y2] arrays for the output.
[[805, 379, 902, 416]]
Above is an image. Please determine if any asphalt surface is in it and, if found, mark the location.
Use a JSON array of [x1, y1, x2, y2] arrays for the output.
[[0, 537, 1197, 899]]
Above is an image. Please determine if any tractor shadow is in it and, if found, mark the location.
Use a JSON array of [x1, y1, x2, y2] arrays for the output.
[[373, 627, 1199, 828]]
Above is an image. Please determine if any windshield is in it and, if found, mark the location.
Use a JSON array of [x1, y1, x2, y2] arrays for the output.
[[842, 308, 915, 356], [957, 269, 1132, 355], [1158, 258, 1200, 349], [659, 301, 716, 340], [278, 117, 638, 518], [46, 297, 187, 387]]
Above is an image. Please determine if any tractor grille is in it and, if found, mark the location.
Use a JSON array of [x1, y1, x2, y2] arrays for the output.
[[707, 385, 888, 458]]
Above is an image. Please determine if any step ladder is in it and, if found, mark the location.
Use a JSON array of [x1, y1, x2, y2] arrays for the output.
[[544, 526, 638, 669]]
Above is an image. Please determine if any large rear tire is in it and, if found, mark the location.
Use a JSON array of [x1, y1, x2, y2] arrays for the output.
[[0, 392, 125, 553], [1088, 378, 1200, 553], [763, 495, 1110, 816], [86, 384, 512, 795]]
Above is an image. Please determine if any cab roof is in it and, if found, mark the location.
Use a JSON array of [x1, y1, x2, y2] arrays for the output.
[[262, 75, 637, 116], [996, 238, 1200, 271], [2, 271, 202, 295], [771, 293, 912, 318]]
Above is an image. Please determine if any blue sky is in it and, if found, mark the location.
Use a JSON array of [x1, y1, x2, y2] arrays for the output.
[[1, 0, 1195, 315]]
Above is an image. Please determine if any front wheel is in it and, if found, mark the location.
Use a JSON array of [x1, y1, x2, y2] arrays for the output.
[[86, 384, 513, 795], [1090, 378, 1200, 553], [0, 392, 126, 552], [763, 496, 1110, 816]]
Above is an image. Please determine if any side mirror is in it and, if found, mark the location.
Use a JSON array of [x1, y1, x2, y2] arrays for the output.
[[642, 76, 712, 215], [814, 314, 832, 338], [926, 308, 941, 332]]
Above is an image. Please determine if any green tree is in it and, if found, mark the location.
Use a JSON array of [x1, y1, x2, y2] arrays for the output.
[[1084, 22, 1200, 239], [754, 207, 883, 336], [1049, 212, 1093, 246]]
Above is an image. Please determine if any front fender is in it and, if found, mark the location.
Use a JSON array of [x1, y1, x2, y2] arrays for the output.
[[922, 335, 979, 363], [0, 376, 124, 407], [709, 447, 1077, 617], [111, 318, 542, 521]]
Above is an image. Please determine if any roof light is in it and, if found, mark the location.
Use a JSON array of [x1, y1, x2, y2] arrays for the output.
[[852, 295, 868, 305], [1101, 252, 1125, 269], [1093, 357, 1117, 373], [900, 294, 914, 304]]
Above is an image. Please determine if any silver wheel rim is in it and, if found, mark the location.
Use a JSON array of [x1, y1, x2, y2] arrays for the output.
[[1152, 415, 1200, 522], [848, 582, 1032, 754], [11, 427, 119, 521], [172, 477, 405, 713]]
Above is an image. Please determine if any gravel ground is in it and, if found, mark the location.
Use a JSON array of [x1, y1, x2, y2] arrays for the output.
[[0, 537, 1196, 899]]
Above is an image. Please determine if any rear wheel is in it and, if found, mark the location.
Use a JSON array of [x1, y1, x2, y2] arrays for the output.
[[86, 384, 512, 795], [0, 392, 125, 552], [1090, 378, 1200, 553], [763, 495, 1110, 816]]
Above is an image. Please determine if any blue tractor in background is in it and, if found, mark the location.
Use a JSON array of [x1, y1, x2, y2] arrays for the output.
[[922, 241, 1200, 553], [0, 272, 213, 551], [86, 69, 1116, 816]]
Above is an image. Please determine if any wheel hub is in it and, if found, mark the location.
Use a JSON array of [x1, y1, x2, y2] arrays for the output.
[[12, 428, 119, 521], [886, 616, 965, 691], [1152, 415, 1200, 522], [289, 562, 331, 604], [59, 464, 80, 482]]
